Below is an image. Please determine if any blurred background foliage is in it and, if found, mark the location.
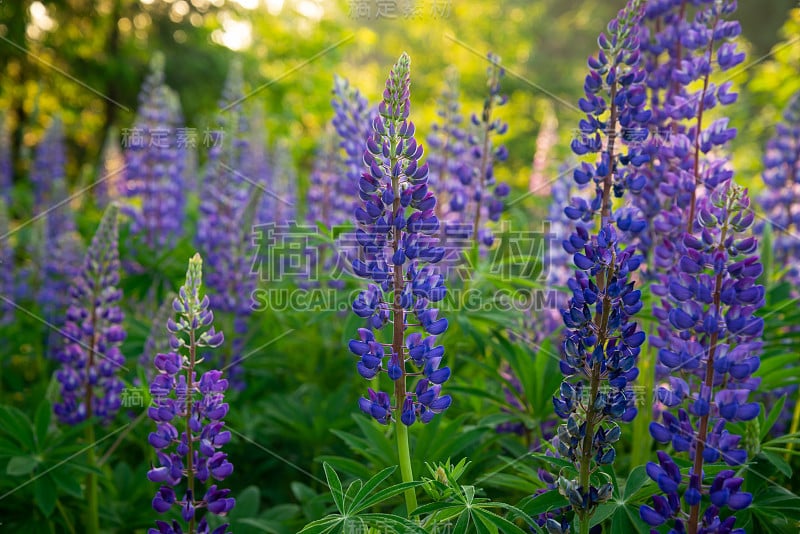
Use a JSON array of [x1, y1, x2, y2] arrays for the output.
[[1, 0, 797, 208]]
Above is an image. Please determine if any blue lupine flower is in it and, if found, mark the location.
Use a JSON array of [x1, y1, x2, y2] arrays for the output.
[[122, 53, 187, 250], [53, 205, 125, 425], [547, 2, 648, 529], [348, 53, 451, 426], [643, 184, 762, 532], [147, 254, 234, 533]]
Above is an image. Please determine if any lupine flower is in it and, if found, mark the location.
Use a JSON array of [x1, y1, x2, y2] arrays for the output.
[[147, 253, 233, 534], [331, 75, 372, 219], [348, 52, 452, 427], [426, 66, 469, 237], [759, 91, 800, 282], [33, 118, 83, 327], [123, 53, 187, 250], [197, 61, 257, 391], [462, 53, 510, 247], [548, 3, 648, 530], [53, 205, 125, 425], [638, 0, 743, 263], [642, 184, 762, 533]]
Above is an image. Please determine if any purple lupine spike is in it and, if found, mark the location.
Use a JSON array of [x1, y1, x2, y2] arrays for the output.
[[638, 0, 744, 265], [348, 53, 451, 427], [460, 53, 510, 248], [53, 204, 125, 425], [332, 74, 372, 204], [547, 3, 648, 530], [123, 53, 187, 250], [197, 60, 255, 391], [760, 91, 800, 279], [0, 200, 13, 325], [33, 118, 83, 327], [636, 3, 759, 532], [139, 294, 178, 380], [147, 254, 234, 533]]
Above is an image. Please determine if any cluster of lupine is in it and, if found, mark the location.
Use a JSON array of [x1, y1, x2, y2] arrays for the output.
[[548, 2, 649, 530], [328, 75, 372, 225], [462, 53, 510, 247], [638, 0, 743, 263], [641, 184, 763, 532], [426, 66, 470, 244], [760, 91, 800, 283], [122, 53, 187, 250], [348, 53, 452, 427], [637, 2, 764, 532], [147, 254, 234, 534], [53, 205, 126, 425], [197, 62, 256, 389], [32, 118, 84, 326]]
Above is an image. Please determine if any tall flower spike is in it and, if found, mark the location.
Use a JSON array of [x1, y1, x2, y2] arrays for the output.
[[549, 3, 648, 533], [96, 128, 125, 209], [197, 60, 256, 390], [642, 185, 762, 533], [638, 0, 744, 264], [348, 53, 450, 512], [147, 254, 233, 534], [123, 53, 187, 250], [760, 91, 800, 282], [53, 205, 125, 425], [636, 3, 759, 533], [463, 53, 510, 247]]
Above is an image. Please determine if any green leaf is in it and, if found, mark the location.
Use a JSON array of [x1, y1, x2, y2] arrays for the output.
[[349, 465, 396, 513], [517, 490, 569, 517], [230, 485, 261, 518], [51, 466, 83, 498], [298, 516, 342, 534], [0, 406, 35, 450], [588, 503, 617, 527], [761, 396, 787, 440], [473, 508, 529, 534], [623, 465, 650, 501], [6, 455, 38, 476], [355, 481, 425, 511], [34, 475, 57, 517], [33, 401, 51, 451], [343, 479, 362, 514], [322, 462, 345, 514], [759, 450, 792, 478]]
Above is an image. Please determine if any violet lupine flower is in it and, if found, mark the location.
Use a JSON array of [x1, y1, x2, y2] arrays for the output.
[[426, 66, 469, 235], [460, 53, 510, 247], [760, 91, 800, 281], [33, 119, 83, 327], [53, 205, 125, 425], [332, 75, 373, 218], [548, 3, 648, 530], [123, 53, 187, 250], [641, 184, 763, 533], [147, 254, 234, 534], [197, 61, 254, 391], [638, 0, 743, 265], [348, 53, 451, 426]]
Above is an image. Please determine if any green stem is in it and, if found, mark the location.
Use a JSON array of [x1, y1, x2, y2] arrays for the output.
[[395, 416, 417, 514], [85, 425, 99, 534]]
